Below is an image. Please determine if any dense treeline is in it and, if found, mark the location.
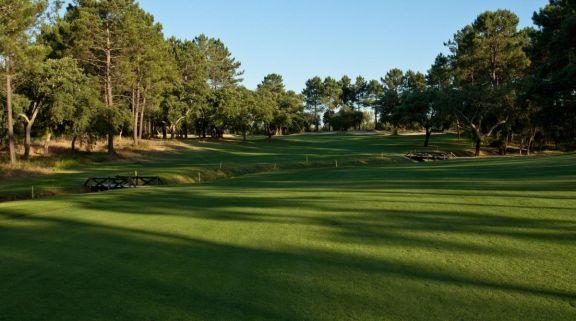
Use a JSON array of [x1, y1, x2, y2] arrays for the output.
[[302, 3, 576, 156], [1, 0, 575, 164]]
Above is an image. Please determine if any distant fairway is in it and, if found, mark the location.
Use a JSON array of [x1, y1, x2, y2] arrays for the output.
[[1, 144, 575, 320], [0, 134, 468, 200]]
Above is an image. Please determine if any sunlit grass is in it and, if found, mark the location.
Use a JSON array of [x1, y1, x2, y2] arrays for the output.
[[0, 134, 472, 200]]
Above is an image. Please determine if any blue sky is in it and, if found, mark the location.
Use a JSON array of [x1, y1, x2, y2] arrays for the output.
[[136, 0, 549, 92]]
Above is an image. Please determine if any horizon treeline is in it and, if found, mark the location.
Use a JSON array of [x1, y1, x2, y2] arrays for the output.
[[1, 0, 575, 164]]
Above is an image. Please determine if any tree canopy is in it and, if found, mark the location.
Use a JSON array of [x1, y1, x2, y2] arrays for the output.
[[2, 1, 575, 162]]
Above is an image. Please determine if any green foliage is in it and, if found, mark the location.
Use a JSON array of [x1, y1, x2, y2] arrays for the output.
[[379, 68, 405, 129], [230, 86, 256, 140], [447, 10, 531, 155], [166, 34, 243, 139], [1, 0, 49, 163], [2, 0, 576, 163], [256, 74, 305, 137], [0, 0, 47, 56], [352, 76, 368, 111], [526, 0, 576, 145], [302, 76, 325, 131], [325, 106, 364, 131], [364, 79, 383, 128], [339, 75, 355, 108], [321, 76, 342, 112]]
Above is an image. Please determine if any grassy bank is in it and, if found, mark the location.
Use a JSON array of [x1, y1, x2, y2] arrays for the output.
[[0, 134, 472, 201]]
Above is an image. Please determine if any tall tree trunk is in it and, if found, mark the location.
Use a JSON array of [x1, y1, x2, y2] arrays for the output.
[[5, 58, 16, 164], [21, 103, 40, 160], [527, 129, 537, 156], [502, 133, 509, 155], [475, 138, 482, 157], [315, 104, 319, 132], [374, 107, 378, 130], [71, 135, 77, 153], [424, 127, 432, 147], [107, 133, 114, 154], [105, 24, 115, 155], [138, 93, 146, 141], [147, 120, 152, 139], [24, 122, 32, 159], [132, 87, 139, 145], [43, 130, 52, 155], [267, 127, 274, 139], [456, 119, 461, 141]]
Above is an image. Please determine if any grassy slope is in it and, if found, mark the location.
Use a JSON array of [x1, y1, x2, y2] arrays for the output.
[[0, 134, 469, 199], [0, 151, 575, 321]]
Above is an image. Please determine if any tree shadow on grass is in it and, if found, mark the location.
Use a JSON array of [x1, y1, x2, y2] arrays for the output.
[[62, 186, 576, 242], [0, 210, 575, 321], [1, 152, 575, 320]]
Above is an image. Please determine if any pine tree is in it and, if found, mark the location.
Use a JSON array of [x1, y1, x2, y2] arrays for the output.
[[60, 0, 141, 154], [302, 77, 324, 132], [448, 10, 531, 156], [0, 0, 48, 164]]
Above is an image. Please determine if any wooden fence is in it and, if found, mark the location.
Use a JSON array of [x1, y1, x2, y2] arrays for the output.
[[84, 176, 164, 192]]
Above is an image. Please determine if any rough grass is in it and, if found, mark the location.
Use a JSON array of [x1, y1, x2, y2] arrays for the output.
[[0, 150, 575, 321], [0, 134, 472, 201]]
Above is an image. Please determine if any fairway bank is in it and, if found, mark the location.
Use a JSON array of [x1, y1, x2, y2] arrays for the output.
[[1, 134, 472, 202]]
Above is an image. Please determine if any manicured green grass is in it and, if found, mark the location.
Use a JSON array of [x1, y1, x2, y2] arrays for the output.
[[1, 151, 575, 321], [0, 134, 470, 199]]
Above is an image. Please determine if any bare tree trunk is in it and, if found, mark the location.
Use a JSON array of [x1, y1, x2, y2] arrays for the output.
[[424, 127, 432, 147], [107, 133, 114, 154], [5, 58, 16, 164], [21, 104, 41, 160], [147, 120, 152, 139], [314, 104, 319, 132], [43, 130, 52, 155], [24, 122, 32, 159], [475, 138, 482, 157], [138, 93, 146, 141], [105, 25, 115, 155], [71, 135, 77, 152], [527, 129, 537, 156], [456, 119, 461, 141], [132, 87, 139, 145]]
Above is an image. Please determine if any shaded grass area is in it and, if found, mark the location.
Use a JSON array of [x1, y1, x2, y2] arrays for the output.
[[0, 153, 575, 321], [0, 134, 470, 200]]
